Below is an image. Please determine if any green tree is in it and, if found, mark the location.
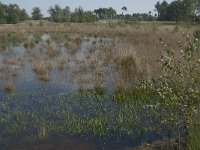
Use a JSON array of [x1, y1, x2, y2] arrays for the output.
[[48, 5, 62, 22], [107, 7, 116, 20], [83, 11, 96, 22], [182, 0, 195, 23], [19, 9, 29, 21], [94, 7, 116, 20], [155, 1, 161, 20], [31, 7, 43, 20], [5, 4, 21, 24], [167, 0, 182, 23], [70, 7, 84, 22], [61, 6, 71, 22], [0, 2, 6, 23], [155, 1, 169, 21], [121, 6, 127, 19]]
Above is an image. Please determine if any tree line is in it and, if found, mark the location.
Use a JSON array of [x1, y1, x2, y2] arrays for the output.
[[0, 2, 29, 24], [155, 0, 200, 23], [0, 1, 200, 24]]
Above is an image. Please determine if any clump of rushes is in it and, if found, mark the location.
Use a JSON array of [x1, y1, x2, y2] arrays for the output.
[[65, 41, 80, 55], [43, 43, 60, 58], [93, 84, 106, 95], [57, 59, 67, 71], [64, 37, 82, 55], [117, 56, 137, 80], [4, 83, 15, 93], [37, 74, 50, 82], [32, 60, 52, 82], [23, 41, 35, 49], [114, 56, 137, 90]]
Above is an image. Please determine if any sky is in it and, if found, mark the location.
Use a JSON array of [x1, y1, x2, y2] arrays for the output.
[[1, 0, 174, 17]]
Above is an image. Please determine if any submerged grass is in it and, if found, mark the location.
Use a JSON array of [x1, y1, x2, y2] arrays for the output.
[[0, 90, 154, 147]]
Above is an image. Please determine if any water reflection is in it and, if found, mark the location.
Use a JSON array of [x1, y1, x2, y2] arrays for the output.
[[0, 34, 120, 93]]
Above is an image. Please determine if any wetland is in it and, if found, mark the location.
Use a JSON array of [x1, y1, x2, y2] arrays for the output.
[[0, 21, 200, 149]]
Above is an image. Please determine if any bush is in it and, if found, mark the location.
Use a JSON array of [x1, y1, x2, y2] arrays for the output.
[[143, 32, 200, 138]]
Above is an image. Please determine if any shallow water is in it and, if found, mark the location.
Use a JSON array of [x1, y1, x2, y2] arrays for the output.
[[0, 34, 176, 149], [0, 34, 119, 93]]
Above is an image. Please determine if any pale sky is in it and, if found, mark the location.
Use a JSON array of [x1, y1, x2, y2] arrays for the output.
[[0, 0, 174, 16]]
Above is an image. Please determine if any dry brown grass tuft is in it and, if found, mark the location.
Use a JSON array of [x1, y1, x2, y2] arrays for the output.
[[43, 44, 60, 58], [57, 59, 67, 71], [32, 60, 52, 82]]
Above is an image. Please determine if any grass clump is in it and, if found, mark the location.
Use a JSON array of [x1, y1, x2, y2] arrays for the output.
[[93, 84, 106, 96], [32, 60, 52, 82], [57, 59, 67, 71], [188, 124, 200, 150], [115, 56, 137, 82], [4, 83, 15, 93]]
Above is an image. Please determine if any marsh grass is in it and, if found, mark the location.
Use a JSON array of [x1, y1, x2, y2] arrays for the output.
[[0, 22, 200, 149], [4, 83, 15, 93], [113, 88, 150, 102], [57, 59, 67, 71], [0, 91, 147, 146], [93, 84, 106, 95], [116, 56, 137, 80], [23, 41, 35, 49], [64, 37, 82, 55], [188, 124, 200, 150], [32, 60, 52, 82], [47, 46, 60, 58], [0, 66, 9, 74], [3, 57, 21, 66]]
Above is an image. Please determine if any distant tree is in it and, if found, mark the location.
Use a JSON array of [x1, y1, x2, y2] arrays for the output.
[[182, 0, 196, 23], [148, 11, 155, 21], [61, 6, 71, 22], [121, 6, 127, 19], [155, 1, 161, 20], [167, 0, 182, 23], [121, 6, 127, 12], [48, 5, 62, 22], [0, 2, 29, 24], [0, 2, 6, 23], [83, 11, 96, 22], [94, 7, 116, 20], [20, 9, 29, 21], [155, 1, 169, 21], [155, 0, 200, 23], [31, 7, 43, 20], [94, 8, 106, 20], [70, 7, 84, 22], [5, 4, 21, 24], [107, 7, 116, 19]]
